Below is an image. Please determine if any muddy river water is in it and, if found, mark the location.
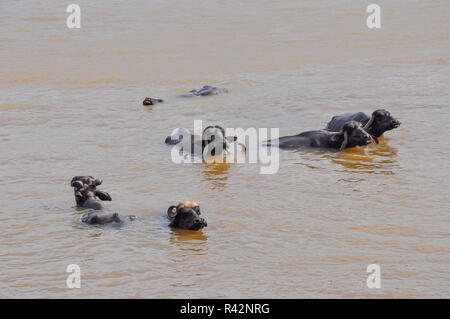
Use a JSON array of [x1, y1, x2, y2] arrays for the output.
[[0, 0, 449, 298]]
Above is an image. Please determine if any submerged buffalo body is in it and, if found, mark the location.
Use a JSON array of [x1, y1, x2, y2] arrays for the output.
[[70, 176, 134, 225], [167, 201, 207, 230], [326, 109, 401, 139], [264, 121, 372, 150], [180, 85, 229, 97]]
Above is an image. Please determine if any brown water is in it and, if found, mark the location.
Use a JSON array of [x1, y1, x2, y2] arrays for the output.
[[0, 0, 449, 298]]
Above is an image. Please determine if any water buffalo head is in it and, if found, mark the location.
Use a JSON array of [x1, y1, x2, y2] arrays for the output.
[[81, 211, 121, 225], [167, 201, 208, 230]]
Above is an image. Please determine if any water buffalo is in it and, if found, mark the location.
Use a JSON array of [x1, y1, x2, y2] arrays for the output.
[[264, 121, 372, 150], [325, 109, 401, 141], [70, 176, 134, 225], [71, 176, 111, 210], [143, 97, 164, 105], [167, 201, 207, 230], [179, 85, 229, 97], [165, 125, 240, 156]]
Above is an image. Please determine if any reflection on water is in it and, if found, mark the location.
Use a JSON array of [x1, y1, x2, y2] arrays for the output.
[[169, 228, 208, 253], [291, 141, 398, 174], [170, 228, 208, 244]]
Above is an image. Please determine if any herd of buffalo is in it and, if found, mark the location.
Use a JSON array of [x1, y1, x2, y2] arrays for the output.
[[71, 85, 401, 230]]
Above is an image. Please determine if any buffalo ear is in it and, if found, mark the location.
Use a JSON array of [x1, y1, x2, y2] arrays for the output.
[[95, 191, 112, 201], [167, 206, 177, 219]]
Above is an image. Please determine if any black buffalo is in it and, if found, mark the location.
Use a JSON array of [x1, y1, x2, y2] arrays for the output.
[[264, 121, 372, 150], [326, 109, 401, 142], [143, 97, 164, 105], [167, 201, 207, 230], [179, 85, 229, 97]]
